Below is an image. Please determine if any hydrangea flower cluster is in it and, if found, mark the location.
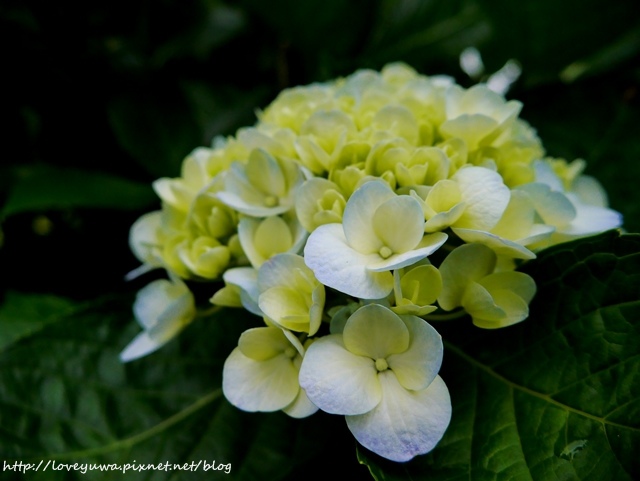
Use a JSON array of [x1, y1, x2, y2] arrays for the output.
[[122, 63, 622, 462]]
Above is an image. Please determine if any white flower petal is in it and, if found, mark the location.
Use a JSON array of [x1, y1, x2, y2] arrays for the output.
[[299, 335, 381, 415], [372, 195, 425, 254], [346, 373, 451, 462], [304, 223, 394, 299], [259, 287, 309, 329], [246, 149, 286, 197], [119, 331, 164, 362], [133, 279, 195, 331], [517, 183, 576, 227], [452, 228, 536, 260], [387, 315, 443, 391], [129, 211, 163, 266], [366, 233, 448, 272], [533, 160, 564, 191], [282, 387, 320, 418], [563, 198, 623, 236], [216, 190, 291, 217], [258, 253, 308, 291], [223, 348, 299, 412], [453, 166, 510, 231], [222, 267, 262, 316], [342, 181, 395, 254], [439, 114, 498, 148], [572, 175, 608, 207]]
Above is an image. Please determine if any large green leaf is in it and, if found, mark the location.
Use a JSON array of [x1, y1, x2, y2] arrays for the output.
[[359, 230, 640, 480]]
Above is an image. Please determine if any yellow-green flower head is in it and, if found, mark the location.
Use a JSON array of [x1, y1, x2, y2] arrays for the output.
[[299, 304, 451, 461], [257, 253, 325, 336], [304, 180, 447, 299], [237, 212, 307, 269], [217, 148, 308, 217], [438, 243, 536, 328], [120, 277, 196, 362], [255, 63, 542, 186], [223, 327, 318, 418]]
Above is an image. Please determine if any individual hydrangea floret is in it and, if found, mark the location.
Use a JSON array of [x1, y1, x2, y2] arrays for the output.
[[257, 253, 325, 336], [127, 210, 164, 280], [217, 148, 307, 217], [438, 243, 536, 328], [223, 326, 317, 418], [304, 180, 447, 299], [120, 277, 196, 362], [299, 304, 451, 461], [517, 160, 623, 248], [238, 213, 307, 268], [391, 261, 442, 316]]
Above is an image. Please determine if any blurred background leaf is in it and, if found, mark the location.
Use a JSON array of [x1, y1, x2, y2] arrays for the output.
[[1, 166, 155, 218]]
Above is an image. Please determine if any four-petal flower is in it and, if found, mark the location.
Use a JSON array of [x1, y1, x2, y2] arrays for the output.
[[299, 304, 451, 461], [304, 181, 447, 299]]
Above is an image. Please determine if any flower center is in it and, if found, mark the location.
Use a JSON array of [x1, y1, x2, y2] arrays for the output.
[[375, 358, 389, 372], [264, 195, 279, 207], [379, 246, 393, 259], [284, 347, 297, 359]]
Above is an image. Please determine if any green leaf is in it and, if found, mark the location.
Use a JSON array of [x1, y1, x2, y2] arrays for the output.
[[359, 230, 640, 480], [1, 166, 156, 218], [0, 291, 76, 352]]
